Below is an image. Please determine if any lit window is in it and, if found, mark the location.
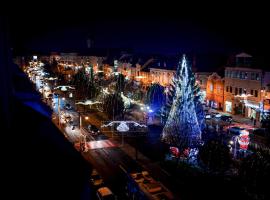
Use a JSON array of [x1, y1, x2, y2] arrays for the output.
[[210, 83, 213, 92]]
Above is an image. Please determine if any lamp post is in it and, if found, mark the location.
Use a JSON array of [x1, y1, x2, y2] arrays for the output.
[[260, 89, 266, 118], [78, 112, 87, 152], [54, 85, 75, 124], [231, 135, 239, 159], [56, 95, 65, 126]]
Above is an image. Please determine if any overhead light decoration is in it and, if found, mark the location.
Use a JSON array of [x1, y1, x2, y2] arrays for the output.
[[116, 122, 130, 132], [101, 121, 147, 132], [102, 88, 110, 95], [120, 92, 143, 108], [54, 85, 75, 92], [135, 76, 145, 79], [76, 100, 102, 106]]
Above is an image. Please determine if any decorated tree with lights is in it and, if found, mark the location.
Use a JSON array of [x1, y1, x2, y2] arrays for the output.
[[160, 78, 176, 124], [115, 73, 125, 92], [103, 93, 125, 119], [162, 55, 202, 149], [146, 83, 165, 112], [160, 60, 205, 131]]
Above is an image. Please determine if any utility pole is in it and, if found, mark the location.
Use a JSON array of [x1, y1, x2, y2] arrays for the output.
[[58, 95, 61, 126]]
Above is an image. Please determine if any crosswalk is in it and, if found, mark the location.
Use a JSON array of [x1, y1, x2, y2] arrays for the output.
[[74, 139, 117, 150]]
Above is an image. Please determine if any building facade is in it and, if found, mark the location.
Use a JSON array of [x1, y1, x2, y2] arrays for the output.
[[223, 53, 270, 125], [206, 73, 224, 110], [195, 72, 213, 92], [149, 68, 175, 86]]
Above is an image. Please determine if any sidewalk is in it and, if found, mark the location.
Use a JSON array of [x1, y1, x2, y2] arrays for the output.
[[208, 108, 257, 128]]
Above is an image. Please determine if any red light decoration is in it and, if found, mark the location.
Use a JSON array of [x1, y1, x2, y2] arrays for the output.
[[238, 130, 250, 150], [170, 146, 180, 157]]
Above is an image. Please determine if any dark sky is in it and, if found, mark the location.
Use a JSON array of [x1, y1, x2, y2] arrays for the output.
[[7, 3, 269, 56]]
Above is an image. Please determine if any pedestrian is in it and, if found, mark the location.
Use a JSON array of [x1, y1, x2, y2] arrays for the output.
[[254, 119, 256, 126]]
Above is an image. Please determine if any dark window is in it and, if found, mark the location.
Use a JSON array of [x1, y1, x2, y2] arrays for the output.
[[232, 71, 235, 78], [239, 88, 242, 94], [251, 73, 255, 80], [230, 86, 232, 93], [235, 88, 238, 95], [244, 89, 247, 94], [251, 89, 254, 95], [226, 86, 229, 92], [256, 73, 260, 80], [255, 90, 258, 97], [236, 71, 240, 78], [245, 72, 248, 79], [240, 72, 244, 79]]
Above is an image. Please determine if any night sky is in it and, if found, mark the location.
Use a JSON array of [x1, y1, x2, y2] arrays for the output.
[[7, 3, 269, 56]]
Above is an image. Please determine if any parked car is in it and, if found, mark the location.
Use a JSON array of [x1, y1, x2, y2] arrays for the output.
[[90, 169, 104, 188], [64, 103, 72, 110], [211, 112, 221, 118], [96, 187, 116, 200], [205, 114, 211, 119], [251, 128, 268, 137], [220, 115, 233, 123], [227, 126, 245, 134], [87, 124, 100, 134]]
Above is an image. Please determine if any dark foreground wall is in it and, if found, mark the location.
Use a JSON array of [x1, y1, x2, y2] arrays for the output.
[[1, 16, 92, 200]]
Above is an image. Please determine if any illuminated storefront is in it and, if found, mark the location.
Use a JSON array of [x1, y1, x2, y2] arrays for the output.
[[225, 101, 232, 113]]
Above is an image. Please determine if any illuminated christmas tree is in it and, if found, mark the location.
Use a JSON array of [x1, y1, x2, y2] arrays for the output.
[[161, 64, 205, 130], [162, 55, 202, 149]]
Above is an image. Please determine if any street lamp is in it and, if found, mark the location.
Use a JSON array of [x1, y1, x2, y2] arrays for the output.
[[231, 135, 239, 159], [54, 85, 75, 126], [56, 94, 65, 126], [260, 89, 267, 118]]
